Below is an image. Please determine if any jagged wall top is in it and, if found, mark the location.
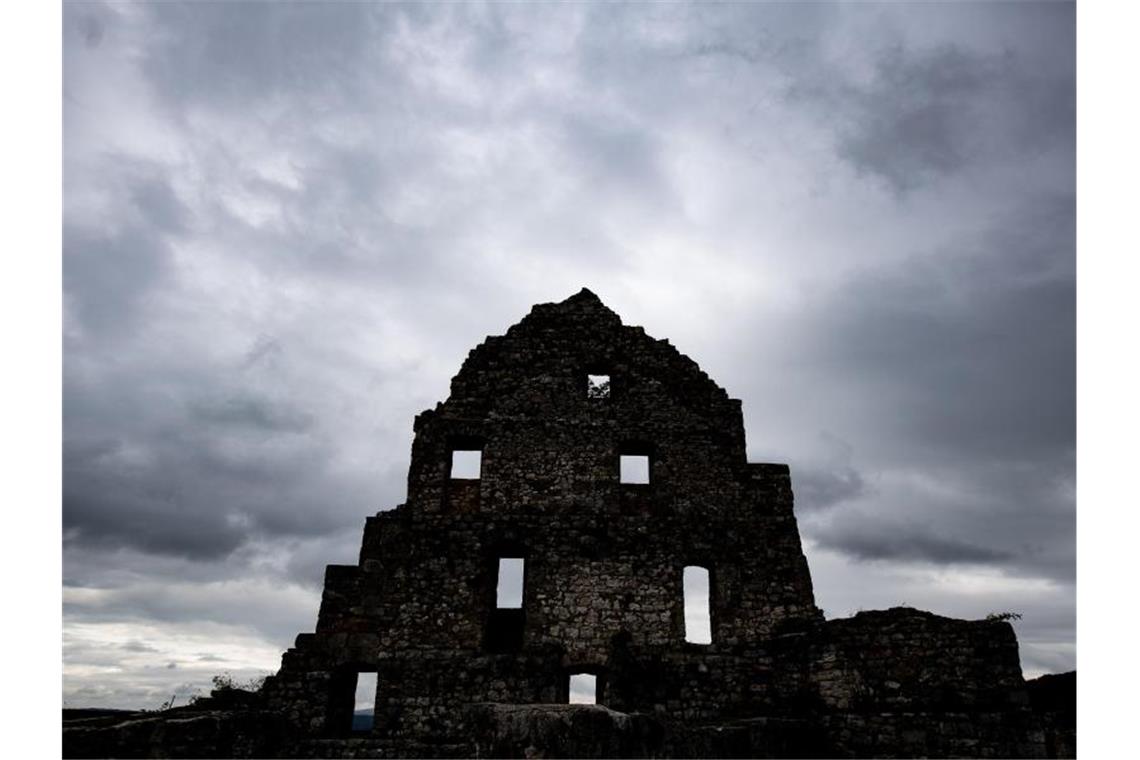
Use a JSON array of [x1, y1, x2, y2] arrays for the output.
[[404, 289, 750, 516], [439, 288, 738, 422]]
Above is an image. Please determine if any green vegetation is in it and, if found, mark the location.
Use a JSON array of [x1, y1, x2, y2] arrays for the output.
[[211, 672, 268, 692]]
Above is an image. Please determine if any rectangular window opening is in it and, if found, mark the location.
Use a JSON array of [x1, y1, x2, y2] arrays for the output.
[[620, 454, 650, 484], [496, 557, 525, 608], [684, 566, 712, 645], [450, 449, 482, 480], [351, 672, 377, 732], [568, 673, 597, 705], [587, 374, 610, 399]]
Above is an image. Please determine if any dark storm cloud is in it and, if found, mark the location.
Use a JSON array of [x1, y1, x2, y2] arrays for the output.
[[63, 166, 183, 338], [770, 194, 1074, 580], [63, 0, 1075, 706], [804, 195, 1074, 462], [794, 464, 868, 513], [815, 527, 1012, 565], [798, 447, 1074, 581], [63, 318, 405, 561], [788, 432, 871, 513], [62, 406, 394, 560], [784, 18, 1074, 193]]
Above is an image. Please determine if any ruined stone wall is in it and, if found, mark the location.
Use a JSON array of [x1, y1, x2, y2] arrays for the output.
[[763, 608, 1050, 757], [262, 290, 821, 740], [818, 711, 1047, 759], [243, 291, 1068, 758], [808, 608, 1028, 713]]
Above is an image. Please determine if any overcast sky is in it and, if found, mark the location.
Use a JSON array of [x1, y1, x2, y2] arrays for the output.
[[62, 1, 1074, 709]]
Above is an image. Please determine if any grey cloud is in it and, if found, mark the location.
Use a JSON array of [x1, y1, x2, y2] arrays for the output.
[[242, 335, 284, 369], [557, 115, 673, 211], [78, 12, 105, 49], [62, 427, 386, 561], [65, 578, 320, 650], [63, 437, 246, 560], [63, 222, 169, 340], [121, 640, 159, 654], [790, 432, 870, 513], [189, 394, 315, 434], [834, 45, 1004, 190], [65, 619, 274, 710], [141, 0, 385, 107], [735, 193, 1073, 582], [800, 195, 1074, 464], [63, 160, 190, 342], [789, 39, 1074, 193], [794, 465, 867, 512], [63, 364, 399, 561], [813, 522, 1013, 565], [63, 543, 247, 591], [279, 529, 369, 589], [129, 172, 189, 234], [799, 452, 1074, 583]]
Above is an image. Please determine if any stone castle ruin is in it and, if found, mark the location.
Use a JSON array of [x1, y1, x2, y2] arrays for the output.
[[64, 289, 1074, 758]]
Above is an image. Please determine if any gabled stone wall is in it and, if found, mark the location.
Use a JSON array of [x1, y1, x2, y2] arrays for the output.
[[262, 290, 823, 745]]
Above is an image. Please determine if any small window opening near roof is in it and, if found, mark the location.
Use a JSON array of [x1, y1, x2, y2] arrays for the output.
[[450, 449, 481, 479], [684, 566, 712, 644], [587, 374, 610, 399], [620, 454, 650, 484], [568, 673, 597, 704], [496, 557, 524, 609], [352, 672, 377, 732]]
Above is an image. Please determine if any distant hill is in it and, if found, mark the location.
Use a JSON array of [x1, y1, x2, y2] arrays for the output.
[[62, 708, 136, 723]]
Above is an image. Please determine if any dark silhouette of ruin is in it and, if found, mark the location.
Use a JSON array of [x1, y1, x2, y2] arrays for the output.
[[63, 289, 1074, 758]]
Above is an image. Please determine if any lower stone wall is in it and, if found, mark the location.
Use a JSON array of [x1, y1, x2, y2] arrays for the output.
[[467, 703, 665, 759], [62, 708, 286, 759], [62, 693, 1075, 759], [818, 711, 1047, 759], [808, 608, 1028, 713], [1026, 671, 1077, 758], [262, 669, 334, 734], [264, 646, 573, 741], [290, 738, 475, 759], [63, 608, 1077, 759], [606, 643, 776, 722]]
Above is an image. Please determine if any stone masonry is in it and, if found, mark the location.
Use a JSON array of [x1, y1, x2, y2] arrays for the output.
[[253, 289, 1067, 757], [264, 289, 817, 733], [64, 289, 1072, 758]]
